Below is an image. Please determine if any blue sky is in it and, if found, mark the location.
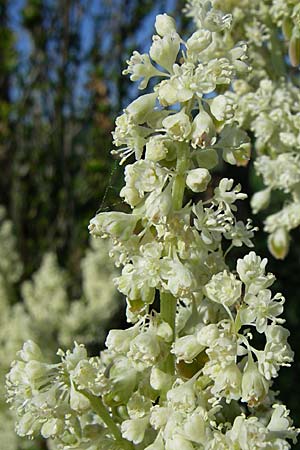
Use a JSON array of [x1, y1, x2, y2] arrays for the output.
[[7, 0, 181, 108]]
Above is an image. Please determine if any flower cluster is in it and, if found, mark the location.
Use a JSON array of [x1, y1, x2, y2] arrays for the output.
[[6, 8, 298, 450], [0, 209, 119, 450], [186, 0, 300, 258]]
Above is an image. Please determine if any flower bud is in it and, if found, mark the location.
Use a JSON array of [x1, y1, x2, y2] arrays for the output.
[[150, 367, 173, 391], [155, 14, 177, 36], [191, 111, 216, 148], [183, 412, 206, 444], [17, 411, 36, 437], [106, 327, 139, 354], [196, 324, 219, 347], [156, 321, 173, 342], [167, 382, 196, 411], [186, 168, 211, 193], [268, 228, 290, 260], [210, 95, 236, 122], [88, 211, 139, 240], [282, 18, 293, 40], [129, 332, 161, 367], [126, 93, 157, 123], [41, 418, 64, 439], [120, 186, 141, 206], [70, 384, 90, 412], [19, 340, 43, 362], [289, 30, 300, 67], [251, 188, 271, 214], [25, 360, 48, 381], [186, 30, 212, 53], [172, 334, 204, 363], [145, 189, 172, 223]]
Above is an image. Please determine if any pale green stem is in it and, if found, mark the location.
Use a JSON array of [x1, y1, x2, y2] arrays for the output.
[[224, 243, 234, 259], [79, 388, 133, 450], [172, 142, 189, 210], [160, 143, 189, 374], [269, 27, 286, 79], [160, 292, 177, 375]]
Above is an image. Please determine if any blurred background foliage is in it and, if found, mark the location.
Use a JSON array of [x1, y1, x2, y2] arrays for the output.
[[0, 0, 187, 281], [0, 0, 300, 447]]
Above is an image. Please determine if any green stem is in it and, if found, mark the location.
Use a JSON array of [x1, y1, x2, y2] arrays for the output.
[[160, 291, 177, 374], [269, 27, 286, 79], [79, 389, 133, 449], [172, 142, 189, 210], [160, 291, 177, 337], [160, 143, 189, 374]]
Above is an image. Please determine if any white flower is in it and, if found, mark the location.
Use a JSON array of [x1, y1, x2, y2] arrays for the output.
[[120, 159, 167, 207], [115, 242, 163, 304], [145, 135, 169, 161], [150, 32, 181, 73], [18, 340, 43, 362], [160, 256, 195, 298], [129, 331, 162, 369], [204, 270, 242, 307], [162, 110, 192, 141], [40, 418, 63, 439], [167, 381, 196, 412], [236, 252, 275, 294], [150, 405, 169, 429], [69, 382, 90, 412], [240, 290, 284, 333], [212, 363, 242, 401], [191, 110, 216, 148], [127, 393, 152, 419], [257, 325, 294, 380], [224, 220, 256, 248], [267, 404, 298, 441], [213, 178, 247, 212], [241, 355, 269, 406], [166, 435, 194, 450], [218, 125, 250, 166], [123, 51, 165, 89], [121, 417, 149, 444], [228, 43, 248, 72], [197, 324, 219, 347]]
